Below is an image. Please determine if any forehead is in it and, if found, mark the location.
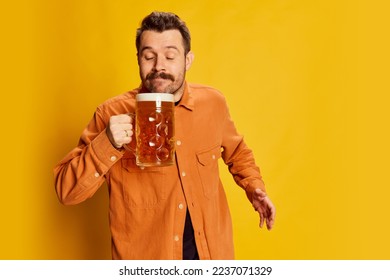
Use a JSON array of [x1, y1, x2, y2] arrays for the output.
[[139, 30, 184, 52]]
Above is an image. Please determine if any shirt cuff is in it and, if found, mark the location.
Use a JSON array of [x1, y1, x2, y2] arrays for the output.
[[91, 130, 124, 169]]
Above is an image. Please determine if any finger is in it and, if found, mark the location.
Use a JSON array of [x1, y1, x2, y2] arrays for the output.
[[114, 136, 132, 148], [110, 123, 133, 137], [121, 137, 132, 146], [111, 128, 133, 147], [266, 210, 274, 230], [259, 211, 264, 228], [120, 129, 134, 144], [266, 216, 275, 230], [121, 123, 133, 131], [118, 114, 132, 123], [111, 127, 126, 139], [267, 199, 276, 218], [266, 200, 276, 230], [124, 129, 134, 142], [111, 114, 132, 124]]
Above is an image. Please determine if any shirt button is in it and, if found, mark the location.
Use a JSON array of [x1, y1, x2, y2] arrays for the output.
[[110, 155, 117, 162], [94, 172, 100, 178], [178, 203, 184, 210], [176, 140, 182, 146], [174, 235, 179, 242], [181, 171, 186, 177], [212, 154, 216, 160]]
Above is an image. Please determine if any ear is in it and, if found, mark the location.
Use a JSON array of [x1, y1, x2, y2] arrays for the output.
[[185, 51, 195, 71]]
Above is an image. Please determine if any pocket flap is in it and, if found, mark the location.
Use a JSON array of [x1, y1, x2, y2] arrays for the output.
[[196, 145, 221, 166]]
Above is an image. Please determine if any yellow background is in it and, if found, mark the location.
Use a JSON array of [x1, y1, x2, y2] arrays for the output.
[[1, 0, 389, 259]]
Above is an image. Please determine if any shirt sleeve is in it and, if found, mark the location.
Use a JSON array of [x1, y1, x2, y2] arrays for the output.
[[220, 98, 266, 203], [53, 107, 124, 205]]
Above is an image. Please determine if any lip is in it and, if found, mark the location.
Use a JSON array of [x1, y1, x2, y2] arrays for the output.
[[151, 77, 169, 82]]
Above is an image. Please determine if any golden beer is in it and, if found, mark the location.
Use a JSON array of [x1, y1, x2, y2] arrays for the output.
[[135, 93, 175, 167]]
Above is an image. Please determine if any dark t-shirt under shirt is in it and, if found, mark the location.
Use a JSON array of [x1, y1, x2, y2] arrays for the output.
[[183, 209, 199, 260]]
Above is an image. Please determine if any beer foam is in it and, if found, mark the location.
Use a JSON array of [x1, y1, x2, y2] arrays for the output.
[[136, 93, 174, 102]]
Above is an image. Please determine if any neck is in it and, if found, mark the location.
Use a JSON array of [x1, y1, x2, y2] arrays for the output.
[[173, 90, 184, 103], [172, 81, 186, 102]]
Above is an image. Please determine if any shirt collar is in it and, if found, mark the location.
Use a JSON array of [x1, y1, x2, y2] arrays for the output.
[[177, 82, 194, 111]]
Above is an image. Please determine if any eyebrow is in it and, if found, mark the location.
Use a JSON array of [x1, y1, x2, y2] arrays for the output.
[[140, 45, 180, 53]]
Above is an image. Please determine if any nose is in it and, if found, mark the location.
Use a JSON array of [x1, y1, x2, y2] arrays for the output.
[[154, 55, 166, 72]]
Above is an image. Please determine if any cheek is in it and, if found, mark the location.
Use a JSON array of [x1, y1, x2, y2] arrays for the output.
[[139, 65, 150, 79], [171, 63, 185, 76]]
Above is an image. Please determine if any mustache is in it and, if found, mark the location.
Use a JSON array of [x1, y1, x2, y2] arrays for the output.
[[146, 72, 175, 81]]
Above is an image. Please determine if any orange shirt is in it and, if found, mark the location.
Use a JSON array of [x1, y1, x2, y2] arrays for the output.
[[54, 82, 266, 259]]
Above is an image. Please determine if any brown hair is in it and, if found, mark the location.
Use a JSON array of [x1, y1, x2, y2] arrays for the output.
[[136, 12, 191, 54]]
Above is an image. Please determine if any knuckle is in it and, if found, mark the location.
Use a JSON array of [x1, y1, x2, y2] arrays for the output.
[[110, 115, 119, 122]]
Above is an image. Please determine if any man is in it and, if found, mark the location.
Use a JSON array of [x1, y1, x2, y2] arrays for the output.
[[54, 11, 275, 260]]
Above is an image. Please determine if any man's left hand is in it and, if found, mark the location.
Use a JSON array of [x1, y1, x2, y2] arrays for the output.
[[252, 188, 276, 230]]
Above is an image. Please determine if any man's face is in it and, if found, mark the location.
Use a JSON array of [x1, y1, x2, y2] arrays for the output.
[[138, 30, 193, 101]]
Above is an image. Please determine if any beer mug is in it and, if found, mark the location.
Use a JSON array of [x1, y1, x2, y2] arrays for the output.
[[125, 93, 175, 167]]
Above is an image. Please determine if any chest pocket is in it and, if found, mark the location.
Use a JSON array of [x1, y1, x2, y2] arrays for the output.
[[121, 156, 166, 209], [196, 145, 222, 199]]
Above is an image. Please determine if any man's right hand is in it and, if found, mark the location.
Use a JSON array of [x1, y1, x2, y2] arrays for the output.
[[106, 114, 133, 149]]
